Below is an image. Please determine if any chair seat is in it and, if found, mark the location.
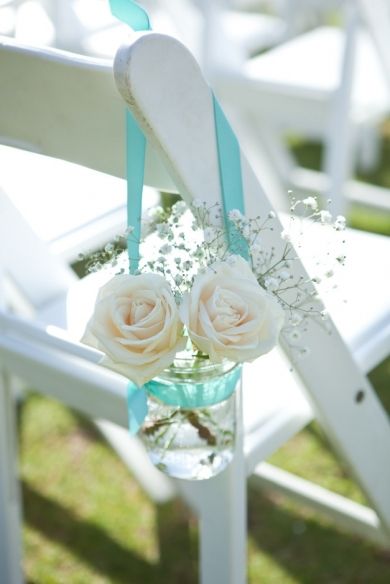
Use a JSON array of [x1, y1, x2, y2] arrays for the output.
[[246, 27, 389, 113], [0, 145, 159, 261], [296, 224, 390, 372], [217, 26, 389, 133], [222, 11, 286, 55]]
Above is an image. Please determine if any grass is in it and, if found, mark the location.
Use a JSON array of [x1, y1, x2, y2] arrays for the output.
[[20, 362, 390, 583], [21, 396, 199, 584], [21, 125, 390, 582]]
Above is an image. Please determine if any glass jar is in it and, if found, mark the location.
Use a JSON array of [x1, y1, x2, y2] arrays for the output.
[[140, 354, 241, 481]]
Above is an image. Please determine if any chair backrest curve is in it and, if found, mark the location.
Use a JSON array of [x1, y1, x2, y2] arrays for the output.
[[0, 35, 175, 192]]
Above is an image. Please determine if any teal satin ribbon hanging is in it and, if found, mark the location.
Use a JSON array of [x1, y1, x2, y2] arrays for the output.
[[146, 364, 241, 408], [109, 0, 246, 434], [213, 98, 248, 259], [126, 111, 145, 274], [109, 0, 150, 30], [109, 0, 150, 433], [109, 0, 151, 275], [127, 383, 148, 434]]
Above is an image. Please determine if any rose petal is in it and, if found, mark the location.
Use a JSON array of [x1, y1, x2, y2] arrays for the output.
[[82, 273, 185, 385]]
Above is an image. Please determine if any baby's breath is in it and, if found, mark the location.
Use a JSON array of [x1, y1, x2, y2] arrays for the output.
[[82, 194, 346, 359]]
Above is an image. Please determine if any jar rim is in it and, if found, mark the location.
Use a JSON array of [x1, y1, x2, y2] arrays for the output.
[[163, 353, 238, 379], [146, 357, 241, 407]]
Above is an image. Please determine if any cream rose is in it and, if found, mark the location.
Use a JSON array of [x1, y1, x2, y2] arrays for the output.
[[180, 256, 284, 362], [82, 273, 186, 386]]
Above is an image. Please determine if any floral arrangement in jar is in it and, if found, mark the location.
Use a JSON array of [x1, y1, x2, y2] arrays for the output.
[[81, 196, 345, 480]]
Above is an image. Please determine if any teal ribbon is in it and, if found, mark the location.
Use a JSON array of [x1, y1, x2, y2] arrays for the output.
[[109, 0, 246, 433], [146, 364, 241, 408], [109, 0, 151, 274], [109, 0, 151, 431], [126, 365, 241, 432], [126, 111, 146, 273], [213, 98, 248, 259], [127, 384, 148, 433], [109, 0, 150, 30]]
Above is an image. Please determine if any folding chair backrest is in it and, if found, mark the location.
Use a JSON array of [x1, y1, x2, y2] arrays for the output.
[[114, 31, 390, 535], [0, 36, 173, 187], [0, 35, 175, 310]]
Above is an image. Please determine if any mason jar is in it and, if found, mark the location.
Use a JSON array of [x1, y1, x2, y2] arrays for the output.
[[140, 354, 241, 480]]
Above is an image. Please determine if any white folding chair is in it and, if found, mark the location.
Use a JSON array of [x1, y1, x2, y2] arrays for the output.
[[197, 0, 390, 215], [0, 30, 389, 584], [113, 29, 390, 580]]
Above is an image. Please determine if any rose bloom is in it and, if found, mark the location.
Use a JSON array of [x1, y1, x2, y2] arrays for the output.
[[180, 256, 284, 363], [82, 273, 186, 386]]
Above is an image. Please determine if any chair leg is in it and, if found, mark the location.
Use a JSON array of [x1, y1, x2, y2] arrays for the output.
[[323, 2, 358, 217], [0, 371, 24, 584], [176, 382, 247, 584], [198, 453, 247, 584]]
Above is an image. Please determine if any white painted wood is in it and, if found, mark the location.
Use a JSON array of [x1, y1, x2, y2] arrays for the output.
[[252, 462, 390, 548], [44, 0, 85, 52], [0, 334, 129, 427], [0, 145, 127, 263], [0, 27, 389, 583], [359, 0, 390, 90], [0, 36, 179, 568], [0, 310, 103, 364], [209, 15, 390, 213], [198, 451, 247, 584], [323, 3, 357, 215], [281, 218, 390, 375], [158, 0, 286, 69], [0, 187, 75, 310], [222, 110, 288, 211], [114, 31, 390, 371], [0, 34, 173, 584], [0, 370, 23, 584], [0, 274, 23, 584], [242, 348, 314, 474], [114, 32, 390, 538], [0, 35, 173, 260], [0, 36, 174, 191], [0, 26, 172, 263], [176, 381, 247, 584]]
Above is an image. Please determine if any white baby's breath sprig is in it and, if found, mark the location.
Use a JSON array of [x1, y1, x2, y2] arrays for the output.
[[81, 193, 346, 361]]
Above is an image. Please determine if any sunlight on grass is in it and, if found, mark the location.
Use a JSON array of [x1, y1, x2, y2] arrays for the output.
[[269, 421, 368, 505], [21, 395, 197, 584], [21, 381, 390, 583], [248, 488, 390, 584]]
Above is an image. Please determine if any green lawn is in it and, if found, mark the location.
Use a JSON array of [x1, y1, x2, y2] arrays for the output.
[[21, 361, 390, 583], [21, 127, 390, 582]]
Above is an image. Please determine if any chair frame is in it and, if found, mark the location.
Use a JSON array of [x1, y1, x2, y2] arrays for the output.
[[0, 29, 389, 584]]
